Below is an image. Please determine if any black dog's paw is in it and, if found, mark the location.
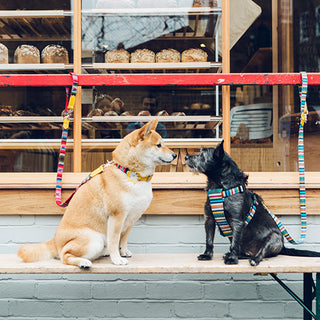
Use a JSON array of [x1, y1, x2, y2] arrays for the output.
[[198, 253, 212, 261], [223, 252, 239, 265], [249, 257, 261, 266]]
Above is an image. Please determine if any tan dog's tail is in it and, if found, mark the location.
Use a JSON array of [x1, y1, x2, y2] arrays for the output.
[[17, 239, 57, 262]]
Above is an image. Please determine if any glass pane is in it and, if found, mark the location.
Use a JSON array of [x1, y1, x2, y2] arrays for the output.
[[81, 85, 221, 140], [0, 1, 73, 172], [0, 86, 74, 172], [81, 0, 221, 70], [229, 0, 320, 172], [80, 0, 222, 172]]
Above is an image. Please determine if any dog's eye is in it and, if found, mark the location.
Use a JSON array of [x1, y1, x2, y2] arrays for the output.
[[156, 143, 162, 148]]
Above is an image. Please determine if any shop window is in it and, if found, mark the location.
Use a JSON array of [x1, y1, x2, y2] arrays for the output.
[[316, 5, 320, 37], [300, 11, 309, 42]]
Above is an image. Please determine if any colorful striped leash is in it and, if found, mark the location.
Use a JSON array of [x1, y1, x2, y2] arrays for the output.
[[265, 72, 308, 244], [55, 73, 79, 207]]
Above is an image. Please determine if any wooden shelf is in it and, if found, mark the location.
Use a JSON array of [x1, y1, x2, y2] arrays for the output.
[[0, 64, 73, 73], [82, 7, 222, 16], [0, 10, 71, 41], [0, 115, 221, 136], [0, 139, 221, 150]]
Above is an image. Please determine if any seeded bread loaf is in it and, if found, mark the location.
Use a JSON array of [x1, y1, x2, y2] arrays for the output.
[[181, 48, 207, 62], [41, 45, 69, 64], [14, 45, 40, 64], [156, 49, 180, 63], [131, 49, 155, 63], [105, 49, 130, 63], [0, 43, 8, 64]]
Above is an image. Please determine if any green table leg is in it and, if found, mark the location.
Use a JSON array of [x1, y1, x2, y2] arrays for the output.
[[316, 273, 320, 320]]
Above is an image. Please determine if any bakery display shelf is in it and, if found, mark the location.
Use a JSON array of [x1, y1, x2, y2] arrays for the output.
[[83, 115, 221, 123], [0, 115, 222, 140], [83, 62, 222, 74], [82, 7, 221, 17], [0, 115, 221, 123], [0, 116, 64, 123], [0, 138, 221, 150], [0, 64, 73, 73], [0, 10, 71, 41], [0, 116, 64, 131]]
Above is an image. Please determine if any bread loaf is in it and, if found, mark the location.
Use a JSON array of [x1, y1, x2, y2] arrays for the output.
[[14, 45, 40, 64], [131, 49, 155, 63], [0, 105, 14, 116], [105, 49, 130, 63], [0, 43, 8, 64], [138, 110, 151, 116], [41, 45, 69, 64], [104, 111, 118, 116], [181, 48, 207, 62], [156, 49, 180, 63], [87, 108, 104, 117], [156, 110, 169, 116]]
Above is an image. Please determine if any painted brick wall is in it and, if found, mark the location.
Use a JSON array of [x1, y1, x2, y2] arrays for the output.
[[0, 214, 319, 319]]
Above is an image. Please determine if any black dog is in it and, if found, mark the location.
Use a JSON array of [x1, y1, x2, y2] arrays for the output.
[[185, 141, 320, 266]]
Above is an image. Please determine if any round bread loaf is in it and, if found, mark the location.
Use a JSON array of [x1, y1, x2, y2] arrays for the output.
[[138, 110, 151, 116], [104, 111, 118, 116], [120, 111, 134, 116], [0, 105, 14, 116], [181, 48, 207, 62], [105, 49, 130, 63], [156, 110, 169, 116], [41, 45, 69, 64], [156, 49, 180, 63], [87, 108, 104, 117], [171, 112, 186, 116], [131, 49, 155, 63], [0, 43, 8, 64], [14, 45, 40, 64]]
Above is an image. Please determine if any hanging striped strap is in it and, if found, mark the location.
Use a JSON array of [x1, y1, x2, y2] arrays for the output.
[[207, 189, 233, 238], [297, 71, 308, 242], [264, 72, 308, 244], [55, 73, 79, 207]]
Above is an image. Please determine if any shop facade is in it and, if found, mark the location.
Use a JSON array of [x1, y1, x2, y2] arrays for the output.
[[0, 1, 320, 318]]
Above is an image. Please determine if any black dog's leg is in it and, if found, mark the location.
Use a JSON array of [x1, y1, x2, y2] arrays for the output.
[[224, 221, 244, 264], [249, 231, 283, 266], [198, 200, 216, 260]]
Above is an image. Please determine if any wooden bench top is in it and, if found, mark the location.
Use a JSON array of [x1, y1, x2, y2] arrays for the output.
[[1, 254, 320, 274]]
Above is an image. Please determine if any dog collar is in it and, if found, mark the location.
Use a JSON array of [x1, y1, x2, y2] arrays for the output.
[[113, 162, 153, 183]]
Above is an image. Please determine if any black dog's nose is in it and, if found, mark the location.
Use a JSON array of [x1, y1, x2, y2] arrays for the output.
[[185, 155, 189, 160]]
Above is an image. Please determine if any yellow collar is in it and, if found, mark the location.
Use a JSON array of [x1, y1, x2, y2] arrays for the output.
[[89, 162, 153, 183], [113, 162, 153, 183]]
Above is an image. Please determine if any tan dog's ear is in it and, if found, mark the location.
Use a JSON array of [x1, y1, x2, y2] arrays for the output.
[[138, 120, 158, 140], [150, 119, 159, 131]]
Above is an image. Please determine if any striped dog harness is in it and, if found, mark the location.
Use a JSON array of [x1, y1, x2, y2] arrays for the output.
[[207, 185, 258, 238]]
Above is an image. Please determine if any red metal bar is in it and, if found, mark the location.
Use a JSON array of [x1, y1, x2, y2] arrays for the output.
[[1, 73, 320, 87]]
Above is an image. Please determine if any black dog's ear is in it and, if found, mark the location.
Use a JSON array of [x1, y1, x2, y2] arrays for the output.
[[214, 141, 224, 159]]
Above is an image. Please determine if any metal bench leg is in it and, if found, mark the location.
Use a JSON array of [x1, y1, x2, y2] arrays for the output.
[[270, 273, 316, 319], [304, 273, 315, 320], [316, 273, 320, 320]]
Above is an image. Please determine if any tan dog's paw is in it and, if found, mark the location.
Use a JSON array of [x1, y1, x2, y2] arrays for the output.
[[111, 255, 128, 265], [120, 248, 132, 257], [77, 258, 93, 269]]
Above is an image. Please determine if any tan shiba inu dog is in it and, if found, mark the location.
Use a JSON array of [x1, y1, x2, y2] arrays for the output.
[[18, 120, 176, 267]]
